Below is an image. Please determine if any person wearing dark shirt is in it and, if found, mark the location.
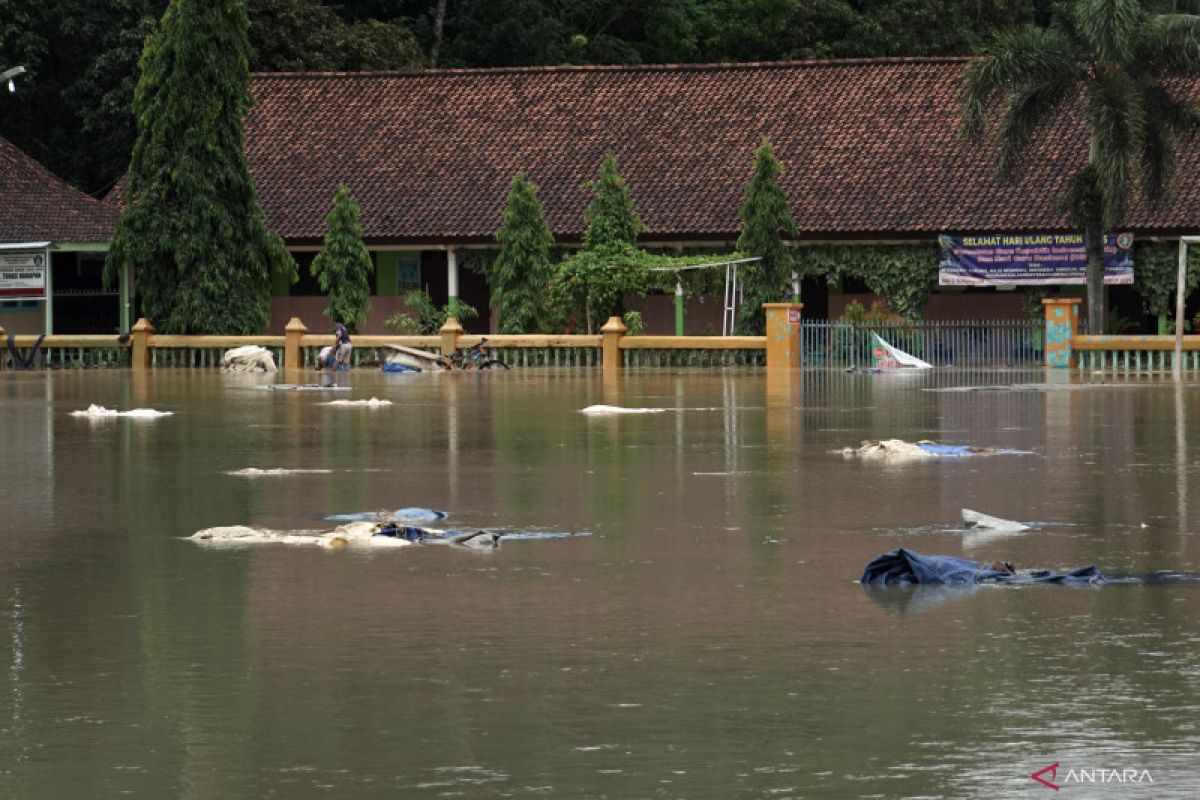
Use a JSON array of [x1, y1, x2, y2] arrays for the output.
[[331, 320, 352, 370]]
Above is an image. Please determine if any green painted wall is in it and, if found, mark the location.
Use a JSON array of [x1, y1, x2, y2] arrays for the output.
[[376, 251, 399, 296]]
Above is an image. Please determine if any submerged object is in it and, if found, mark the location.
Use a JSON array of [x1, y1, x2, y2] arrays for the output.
[[190, 521, 411, 549], [318, 397, 393, 407], [962, 508, 1029, 532], [260, 384, 351, 392], [71, 405, 173, 419], [326, 507, 449, 523], [581, 405, 669, 415], [221, 345, 277, 373], [384, 344, 444, 372], [191, 519, 588, 551], [870, 332, 933, 370], [860, 548, 1112, 585], [842, 440, 1017, 460]]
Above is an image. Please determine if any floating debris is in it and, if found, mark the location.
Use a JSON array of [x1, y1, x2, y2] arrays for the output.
[[70, 405, 173, 419], [962, 508, 1030, 532], [220, 345, 277, 373], [225, 468, 334, 477], [319, 398, 393, 407], [581, 405, 669, 415], [326, 507, 448, 523], [841, 439, 1023, 460]]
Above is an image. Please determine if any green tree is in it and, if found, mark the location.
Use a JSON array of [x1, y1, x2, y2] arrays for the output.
[[105, 0, 296, 334], [735, 139, 798, 334], [311, 186, 373, 332], [491, 174, 556, 333], [962, 0, 1200, 334], [554, 153, 649, 333]]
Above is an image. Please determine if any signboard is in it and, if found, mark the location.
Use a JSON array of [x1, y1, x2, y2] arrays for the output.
[[938, 233, 1134, 286], [787, 307, 802, 324], [0, 251, 47, 299]]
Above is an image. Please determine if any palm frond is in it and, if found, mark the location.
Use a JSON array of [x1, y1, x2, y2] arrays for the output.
[[1141, 13, 1200, 75], [960, 26, 1081, 141], [1076, 0, 1147, 63], [995, 77, 1079, 179], [1138, 83, 1200, 199]]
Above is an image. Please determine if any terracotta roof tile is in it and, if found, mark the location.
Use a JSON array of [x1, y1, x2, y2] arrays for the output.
[[127, 59, 1200, 243], [1, 137, 118, 244]]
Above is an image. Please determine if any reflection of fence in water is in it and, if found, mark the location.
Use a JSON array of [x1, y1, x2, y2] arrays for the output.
[[800, 319, 1042, 369]]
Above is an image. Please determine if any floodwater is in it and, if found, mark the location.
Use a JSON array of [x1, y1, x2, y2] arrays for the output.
[[1, 367, 1199, 798]]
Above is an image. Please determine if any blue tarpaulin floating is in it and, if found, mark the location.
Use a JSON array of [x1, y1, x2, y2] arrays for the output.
[[860, 548, 1109, 585]]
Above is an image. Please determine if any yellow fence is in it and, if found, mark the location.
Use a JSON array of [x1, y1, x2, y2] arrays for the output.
[[0, 316, 770, 371]]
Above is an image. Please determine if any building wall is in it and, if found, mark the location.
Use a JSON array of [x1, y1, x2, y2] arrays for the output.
[[267, 294, 418, 335], [0, 304, 44, 335]]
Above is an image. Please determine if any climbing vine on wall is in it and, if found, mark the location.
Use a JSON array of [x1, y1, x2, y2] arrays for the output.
[[795, 244, 939, 320], [1133, 242, 1200, 318]]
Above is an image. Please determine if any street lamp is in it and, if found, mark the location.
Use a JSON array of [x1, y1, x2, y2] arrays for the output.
[[2, 65, 27, 93]]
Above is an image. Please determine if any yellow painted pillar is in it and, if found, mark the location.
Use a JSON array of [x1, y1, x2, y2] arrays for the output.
[[131, 317, 154, 371], [763, 302, 803, 370], [0, 324, 5, 372], [600, 315, 626, 372], [284, 317, 307, 371], [440, 316, 464, 356], [1042, 298, 1081, 368]]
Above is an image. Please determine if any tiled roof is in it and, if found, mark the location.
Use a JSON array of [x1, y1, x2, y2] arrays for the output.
[[0, 137, 118, 244], [119, 59, 1200, 244]]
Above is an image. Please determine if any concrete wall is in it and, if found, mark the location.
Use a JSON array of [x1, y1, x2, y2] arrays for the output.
[[267, 295, 417, 335], [0, 304, 45, 335]]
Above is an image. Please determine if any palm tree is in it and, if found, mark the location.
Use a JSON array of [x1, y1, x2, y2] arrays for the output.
[[961, 0, 1200, 334]]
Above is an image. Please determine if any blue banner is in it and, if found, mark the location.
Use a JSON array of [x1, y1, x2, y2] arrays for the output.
[[938, 233, 1134, 286]]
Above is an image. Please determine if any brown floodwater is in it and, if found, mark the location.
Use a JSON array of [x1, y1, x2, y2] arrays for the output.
[[1, 367, 1198, 798]]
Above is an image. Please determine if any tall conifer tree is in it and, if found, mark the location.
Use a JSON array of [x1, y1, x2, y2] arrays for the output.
[[105, 0, 295, 334], [553, 153, 648, 332], [491, 174, 555, 333], [735, 139, 798, 335], [311, 186, 373, 332], [582, 152, 644, 254]]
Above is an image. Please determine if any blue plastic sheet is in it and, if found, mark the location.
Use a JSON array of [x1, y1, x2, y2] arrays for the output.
[[860, 548, 1107, 585], [325, 507, 448, 523]]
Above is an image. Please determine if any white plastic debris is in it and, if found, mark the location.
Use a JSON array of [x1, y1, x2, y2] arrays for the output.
[[962, 509, 1030, 532], [70, 405, 173, 419], [319, 398, 393, 407], [224, 468, 334, 477], [221, 345, 277, 373], [189, 521, 411, 549], [841, 439, 933, 460], [580, 405, 669, 415]]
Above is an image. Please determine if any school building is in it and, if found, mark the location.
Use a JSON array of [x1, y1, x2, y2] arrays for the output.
[[5, 57, 1200, 335]]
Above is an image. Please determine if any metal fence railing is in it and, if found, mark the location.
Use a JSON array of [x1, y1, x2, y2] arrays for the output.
[[800, 319, 1043, 369]]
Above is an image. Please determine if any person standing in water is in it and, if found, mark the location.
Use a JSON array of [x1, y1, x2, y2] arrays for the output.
[[331, 320, 352, 370]]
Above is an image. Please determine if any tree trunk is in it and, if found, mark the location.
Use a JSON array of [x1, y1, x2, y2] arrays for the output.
[[431, 0, 447, 66], [1084, 204, 1106, 335]]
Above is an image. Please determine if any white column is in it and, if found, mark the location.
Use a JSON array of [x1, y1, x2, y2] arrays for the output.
[[43, 250, 53, 335], [446, 248, 459, 309]]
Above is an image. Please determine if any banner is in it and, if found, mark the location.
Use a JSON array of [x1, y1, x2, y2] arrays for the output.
[[938, 233, 1134, 286], [0, 251, 47, 299]]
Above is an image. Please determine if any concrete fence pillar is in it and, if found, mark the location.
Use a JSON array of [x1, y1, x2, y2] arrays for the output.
[[1042, 297, 1081, 368], [131, 317, 154, 371], [600, 315, 627, 371], [284, 317, 307, 371], [440, 316, 464, 356], [763, 302, 804, 370]]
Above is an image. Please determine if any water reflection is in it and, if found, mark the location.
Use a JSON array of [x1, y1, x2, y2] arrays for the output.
[[1, 367, 1198, 797]]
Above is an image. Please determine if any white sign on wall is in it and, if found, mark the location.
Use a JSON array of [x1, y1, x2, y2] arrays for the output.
[[0, 251, 47, 299]]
